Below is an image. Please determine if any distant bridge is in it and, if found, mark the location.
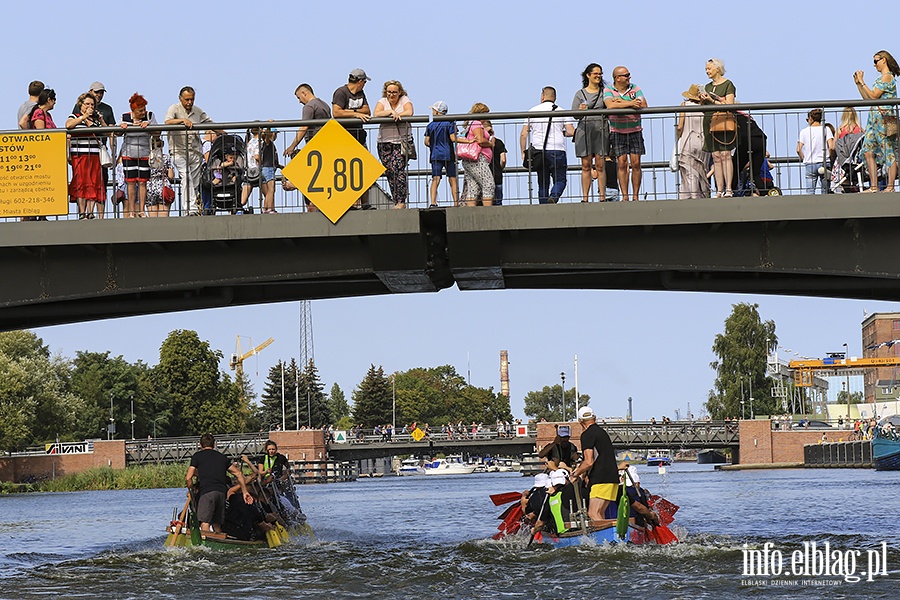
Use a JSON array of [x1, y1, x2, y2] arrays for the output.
[[122, 422, 739, 465]]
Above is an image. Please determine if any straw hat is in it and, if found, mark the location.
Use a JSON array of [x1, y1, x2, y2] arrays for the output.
[[682, 84, 702, 103]]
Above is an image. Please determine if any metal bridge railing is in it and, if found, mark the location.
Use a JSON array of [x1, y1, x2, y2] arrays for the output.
[[2, 97, 899, 222]]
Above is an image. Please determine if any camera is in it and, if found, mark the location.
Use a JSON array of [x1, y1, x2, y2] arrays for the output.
[[557, 425, 571, 437]]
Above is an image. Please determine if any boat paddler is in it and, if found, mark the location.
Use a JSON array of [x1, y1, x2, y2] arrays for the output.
[[186, 433, 253, 536], [258, 440, 290, 481]]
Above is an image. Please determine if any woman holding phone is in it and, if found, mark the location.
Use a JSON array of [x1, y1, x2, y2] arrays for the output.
[[854, 50, 900, 192], [699, 58, 736, 197]]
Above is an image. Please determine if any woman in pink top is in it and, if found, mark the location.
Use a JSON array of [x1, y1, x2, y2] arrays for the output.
[[458, 102, 495, 206], [29, 88, 57, 129]]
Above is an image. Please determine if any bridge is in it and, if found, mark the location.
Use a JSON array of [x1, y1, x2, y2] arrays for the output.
[[121, 422, 739, 465], [4, 192, 900, 330]]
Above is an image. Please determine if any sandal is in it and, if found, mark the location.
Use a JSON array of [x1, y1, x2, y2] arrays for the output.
[[723, 190, 733, 198]]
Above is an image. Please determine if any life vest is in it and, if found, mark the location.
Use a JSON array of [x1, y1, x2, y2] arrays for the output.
[[548, 491, 567, 534]]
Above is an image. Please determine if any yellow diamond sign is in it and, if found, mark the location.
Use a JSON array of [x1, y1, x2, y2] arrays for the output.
[[411, 427, 425, 442], [282, 120, 385, 224]]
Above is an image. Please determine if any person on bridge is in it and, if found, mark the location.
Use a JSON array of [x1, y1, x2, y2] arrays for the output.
[[855, 50, 899, 193], [165, 86, 214, 216], [538, 423, 580, 471], [604, 66, 647, 202], [332, 68, 373, 209], [186, 433, 253, 536], [569, 406, 618, 529], [520, 86, 575, 204]]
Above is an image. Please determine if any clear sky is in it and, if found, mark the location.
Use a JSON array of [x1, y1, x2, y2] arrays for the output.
[[9, 0, 898, 421]]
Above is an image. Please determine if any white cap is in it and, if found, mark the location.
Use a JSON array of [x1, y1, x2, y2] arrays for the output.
[[625, 465, 640, 485], [430, 100, 448, 114], [578, 406, 595, 421], [533, 473, 551, 489], [549, 468, 569, 487]]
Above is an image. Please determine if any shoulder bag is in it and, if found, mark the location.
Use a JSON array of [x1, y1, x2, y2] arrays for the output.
[[395, 122, 417, 161], [457, 124, 483, 162], [524, 105, 557, 171]]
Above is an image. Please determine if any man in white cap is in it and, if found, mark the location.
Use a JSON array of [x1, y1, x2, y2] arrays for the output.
[[570, 405, 618, 529], [332, 68, 372, 208]]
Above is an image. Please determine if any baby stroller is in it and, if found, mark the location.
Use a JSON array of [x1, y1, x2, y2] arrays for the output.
[[834, 132, 866, 193], [733, 112, 781, 196], [205, 134, 247, 213]]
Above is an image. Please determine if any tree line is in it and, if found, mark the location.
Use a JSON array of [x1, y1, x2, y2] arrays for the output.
[[0, 329, 514, 452]]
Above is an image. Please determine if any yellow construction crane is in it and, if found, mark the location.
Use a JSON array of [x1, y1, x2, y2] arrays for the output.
[[788, 356, 900, 387], [230, 336, 274, 379]]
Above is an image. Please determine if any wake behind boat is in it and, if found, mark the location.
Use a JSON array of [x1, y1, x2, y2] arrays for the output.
[[424, 455, 477, 475]]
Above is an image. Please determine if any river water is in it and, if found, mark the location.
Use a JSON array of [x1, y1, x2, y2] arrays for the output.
[[0, 464, 897, 599]]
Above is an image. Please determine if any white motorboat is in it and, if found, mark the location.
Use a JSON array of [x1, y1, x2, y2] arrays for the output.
[[423, 455, 477, 475], [397, 457, 426, 476]]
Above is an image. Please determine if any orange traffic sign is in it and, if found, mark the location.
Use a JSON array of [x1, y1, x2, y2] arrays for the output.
[[282, 120, 385, 224]]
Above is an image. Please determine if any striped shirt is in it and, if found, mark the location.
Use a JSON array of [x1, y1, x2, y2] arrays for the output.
[[67, 113, 101, 156], [603, 84, 645, 134]]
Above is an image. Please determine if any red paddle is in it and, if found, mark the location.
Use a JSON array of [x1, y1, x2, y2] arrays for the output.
[[649, 495, 679, 526], [490, 491, 522, 506]]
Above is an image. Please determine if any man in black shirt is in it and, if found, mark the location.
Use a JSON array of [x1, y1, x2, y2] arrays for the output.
[[570, 406, 619, 528], [538, 424, 580, 471], [186, 433, 253, 536]]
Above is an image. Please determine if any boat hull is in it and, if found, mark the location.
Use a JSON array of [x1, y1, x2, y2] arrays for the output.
[[697, 450, 727, 464], [873, 437, 900, 471], [538, 527, 627, 547], [424, 465, 477, 475], [646, 458, 672, 467]]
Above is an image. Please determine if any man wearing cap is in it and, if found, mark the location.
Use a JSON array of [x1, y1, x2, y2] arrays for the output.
[[332, 69, 372, 208], [424, 100, 459, 207], [165, 86, 213, 216], [571, 405, 618, 529], [538, 423, 580, 471]]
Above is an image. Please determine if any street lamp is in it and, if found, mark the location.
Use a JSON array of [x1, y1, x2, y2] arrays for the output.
[[741, 398, 746, 420], [392, 375, 396, 430], [108, 392, 114, 440], [130, 394, 135, 440], [560, 372, 566, 421], [152, 416, 164, 439]]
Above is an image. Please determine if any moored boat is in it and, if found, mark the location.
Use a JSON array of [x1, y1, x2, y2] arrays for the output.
[[873, 416, 900, 471], [424, 455, 477, 475], [397, 457, 426, 476], [697, 449, 727, 464], [646, 450, 672, 467]]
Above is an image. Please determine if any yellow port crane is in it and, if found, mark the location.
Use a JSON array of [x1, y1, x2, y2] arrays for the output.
[[788, 356, 900, 387], [230, 336, 274, 379]]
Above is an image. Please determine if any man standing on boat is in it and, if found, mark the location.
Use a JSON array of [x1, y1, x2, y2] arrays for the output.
[[186, 434, 254, 536], [570, 406, 618, 529]]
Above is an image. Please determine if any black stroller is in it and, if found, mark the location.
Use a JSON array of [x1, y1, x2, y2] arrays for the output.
[[834, 132, 866, 192], [204, 134, 248, 213]]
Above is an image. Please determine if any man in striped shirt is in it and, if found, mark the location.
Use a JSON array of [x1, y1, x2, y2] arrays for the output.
[[603, 66, 648, 202]]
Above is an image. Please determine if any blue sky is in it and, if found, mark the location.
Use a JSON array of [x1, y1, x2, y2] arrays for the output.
[[11, 0, 897, 420]]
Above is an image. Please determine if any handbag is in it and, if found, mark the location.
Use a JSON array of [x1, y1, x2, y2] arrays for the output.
[[395, 124, 417, 160], [162, 184, 175, 205], [710, 111, 737, 133], [98, 143, 113, 168], [885, 113, 899, 138], [457, 126, 482, 162]]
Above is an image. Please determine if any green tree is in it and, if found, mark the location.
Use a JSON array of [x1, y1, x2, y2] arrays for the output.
[[706, 303, 778, 420], [523, 385, 590, 422], [329, 383, 350, 421], [297, 360, 331, 428], [155, 329, 230, 435], [836, 390, 864, 405], [259, 359, 299, 430], [0, 331, 81, 450], [352, 364, 392, 426]]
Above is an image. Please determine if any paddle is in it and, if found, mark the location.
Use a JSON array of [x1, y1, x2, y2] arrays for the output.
[[242, 456, 291, 545], [527, 491, 548, 548], [165, 496, 190, 547], [495, 503, 524, 538], [615, 484, 630, 539], [490, 491, 522, 506], [649, 495, 679, 526]]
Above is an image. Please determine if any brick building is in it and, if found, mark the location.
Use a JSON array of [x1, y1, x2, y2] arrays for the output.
[[861, 312, 900, 404]]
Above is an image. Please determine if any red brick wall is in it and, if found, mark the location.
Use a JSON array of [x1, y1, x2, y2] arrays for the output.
[[0, 441, 125, 482], [738, 420, 830, 464], [268, 430, 327, 461]]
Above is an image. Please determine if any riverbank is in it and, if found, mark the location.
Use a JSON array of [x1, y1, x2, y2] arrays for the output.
[[2, 463, 187, 493], [716, 462, 804, 470]]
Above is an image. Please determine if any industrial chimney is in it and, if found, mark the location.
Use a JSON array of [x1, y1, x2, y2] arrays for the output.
[[500, 350, 510, 398]]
